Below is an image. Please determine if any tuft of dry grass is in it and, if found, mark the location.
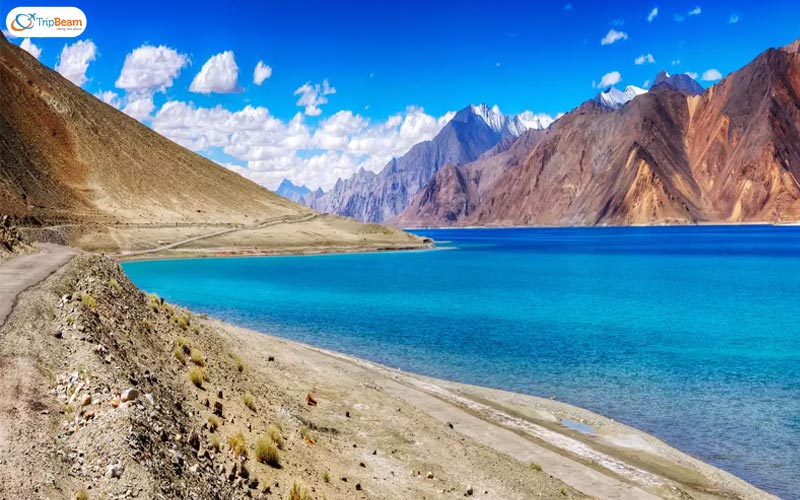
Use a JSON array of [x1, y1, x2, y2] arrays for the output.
[[267, 424, 284, 450], [300, 427, 315, 444], [208, 415, 220, 432], [255, 436, 280, 467], [322, 471, 330, 483], [142, 319, 153, 331], [243, 392, 257, 412], [108, 278, 122, 294], [530, 462, 543, 472], [189, 366, 206, 387], [210, 437, 221, 452], [81, 293, 96, 310], [147, 294, 160, 312], [177, 313, 190, 330], [173, 345, 186, 365], [190, 347, 206, 366], [75, 489, 89, 500], [288, 482, 311, 500], [228, 432, 248, 459], [234, 355, 244, 373]]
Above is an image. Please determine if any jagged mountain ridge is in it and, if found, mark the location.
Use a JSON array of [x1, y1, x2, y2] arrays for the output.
[[394, 40, 800, 227], [308, 104, 545, 222], [274, 179, 311, 203]]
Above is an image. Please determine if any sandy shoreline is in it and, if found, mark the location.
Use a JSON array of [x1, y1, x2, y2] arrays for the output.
[[211, 319, 776, 500]]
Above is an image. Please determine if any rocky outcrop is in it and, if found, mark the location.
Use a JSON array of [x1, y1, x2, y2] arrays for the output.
[[0, 215, 28, 256], [309, 105, 541, 222]]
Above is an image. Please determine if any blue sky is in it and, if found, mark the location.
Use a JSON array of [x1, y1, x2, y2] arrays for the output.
[[4, 0, 800, 189]]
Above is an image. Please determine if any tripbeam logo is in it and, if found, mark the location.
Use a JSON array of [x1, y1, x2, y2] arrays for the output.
[[6, 6, 86, 37]]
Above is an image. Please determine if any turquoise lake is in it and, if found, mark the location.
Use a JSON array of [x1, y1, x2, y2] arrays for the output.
[[122, 226, 800, 498]]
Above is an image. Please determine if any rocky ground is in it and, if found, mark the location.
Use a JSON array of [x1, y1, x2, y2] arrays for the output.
[[0, 215, 30, 259], [0, 254, 584, 500]]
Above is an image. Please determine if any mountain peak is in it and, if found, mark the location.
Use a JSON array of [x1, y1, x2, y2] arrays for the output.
[[593, 85, 647, 110], [651, 70, 704, 95]]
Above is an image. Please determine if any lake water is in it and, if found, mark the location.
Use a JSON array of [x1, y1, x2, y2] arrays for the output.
[[122, 226, 800, 498]]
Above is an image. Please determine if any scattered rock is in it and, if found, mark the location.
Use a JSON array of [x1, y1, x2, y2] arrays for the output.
[[267, 356, 274, 362], [106, 461, 124, 479], [54, 329, 63, 339], [465, 486, 474, 496], [426, 471, 434, 479], [189, 464, 199, 474], [345, 410, 350, 418], [80, 394, 92, 406], [120, 388, 139, 403], [355, 483, 362, 491], [447, 422, 454, 429], [188, 431, 200, 450], [306, 393, 317, 406], [213, 401, 223, 417]]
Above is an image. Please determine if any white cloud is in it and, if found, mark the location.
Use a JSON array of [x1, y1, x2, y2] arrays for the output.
[[701, 68, 722, 81], [516, 110, 556, 129], [55, 40, 97, 87], [594, 70, 622, 88], [151, 101, 454, 190], [253, 61, 272, 85], [688, 6, 701, 16], [635, 53, 655, 65], [19, 38, 41, 59], [601, 29, 628, 46], [115, 45, 188, 92], [94, 90, 121, 108], [685, 72, 699, 80], [190, 51, 242, 94], [294, 79, 336, 116], [647, 7, 658, 22], [114, 45, 189, 122], [729, 14, 739, 24], [671, 59, 681, 66], [643, 79, 651, 88]]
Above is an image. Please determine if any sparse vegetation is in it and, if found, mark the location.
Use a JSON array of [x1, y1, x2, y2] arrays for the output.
[[228, 432, 248, 459], [75, 489, 89, 500], [210, 437, 222, 452], [208, 415, 220, 432], [530, 462, 543, 472], [300, 426, 315, 444], [254, 436, 280, 467], [243, 392, 257, 412], [173, 345, 186, 364], [142, 319, 153, 331], [175, 336, 188, 347], [322, 471, 330, 483], [267, 424, 284, 450], [81, 293, 96, 310], [189, 366, 206, 387], [108, 278, 122, 293], [177, 313, 190, 330], [234, 355, 244, 372], [190, 347, 206, 366], [288, 482, 311, 500], [147, 294, 160, 312]]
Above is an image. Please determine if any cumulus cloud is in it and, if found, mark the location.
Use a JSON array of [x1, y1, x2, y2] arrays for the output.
[[685, 71, 699, 80], [151, 101, 454, 190], [190, 51, 242, 94], [701, 68, 722, 81], [115, 45, 188, 92], [114, 45, 189, 121], [635, 53, 655, 65], [19, 38, 41, 59], [94, 90, 121, 108], [647, 7, 658, 22], [601, 29, 628, 46], [594, 70, 622, 88], [253, 61, 272, 85], [729, 14, 739, 24], [688, 6, 701, 16], [55, 40, 97, 87], [294, 79, 336, 116]]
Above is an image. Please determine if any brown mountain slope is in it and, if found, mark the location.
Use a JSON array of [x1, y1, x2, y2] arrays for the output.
[[391, 129, 546, 226], [398, 39, 800, 227], [0, 33, 425, 253]]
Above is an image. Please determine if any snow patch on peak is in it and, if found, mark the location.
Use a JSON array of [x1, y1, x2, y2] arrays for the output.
[[515, 110, 555, 130], [460, 103, 551, 136], [593, 85, 647, 110]]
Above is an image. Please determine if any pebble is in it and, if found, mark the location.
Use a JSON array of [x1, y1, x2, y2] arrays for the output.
[[426, 471, 434, 479], [120, 388, 139, 403]]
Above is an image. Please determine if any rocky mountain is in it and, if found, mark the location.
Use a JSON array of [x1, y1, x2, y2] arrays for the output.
[[395, 40, 800, 227], [309, 104, 544, 222], [652, 70, 705, 95], [274, 178, 311, 203], [390, 129, 547, 226]]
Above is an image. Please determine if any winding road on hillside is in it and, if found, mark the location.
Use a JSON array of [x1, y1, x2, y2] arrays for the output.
[[116, 212, 320, 258], [0, 244, 79, 329]]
